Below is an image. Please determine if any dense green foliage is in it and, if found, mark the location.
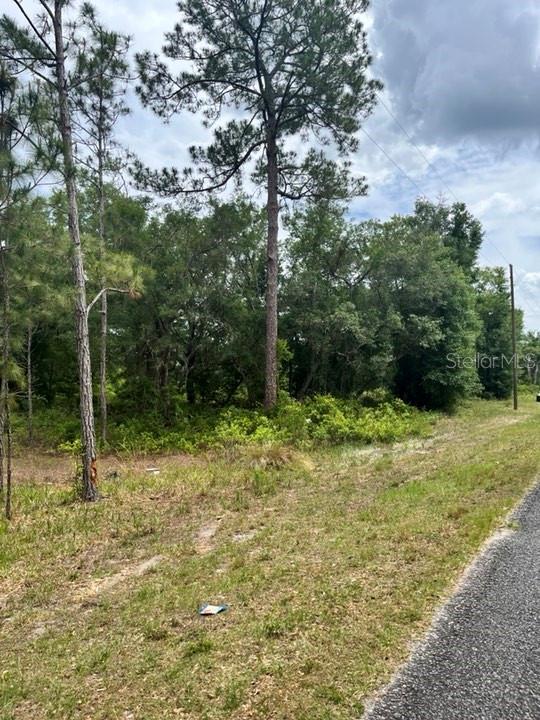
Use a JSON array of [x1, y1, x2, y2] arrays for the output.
[[475, 268, 517, 399], [3, 186, 521, 449], [15, 393, 433, 454], [0, 1, 526, 463]]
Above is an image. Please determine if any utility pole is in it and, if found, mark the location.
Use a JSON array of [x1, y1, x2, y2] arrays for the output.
[[509, 264, 518, 411]]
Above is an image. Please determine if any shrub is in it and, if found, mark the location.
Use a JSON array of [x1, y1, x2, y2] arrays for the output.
[[213, 408, 278, 446], [18, 393, 436, 455], [358, 387, 394, 408]]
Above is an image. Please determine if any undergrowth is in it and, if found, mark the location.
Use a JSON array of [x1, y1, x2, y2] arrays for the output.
[[13, 391, 436, 455]]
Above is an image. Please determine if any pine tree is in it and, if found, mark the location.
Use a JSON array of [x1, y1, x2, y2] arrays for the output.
[[72, 3, 131, 444], [1, 2, 100, 499], [135, 0, 381, 408], [0, 59, 53, 515]]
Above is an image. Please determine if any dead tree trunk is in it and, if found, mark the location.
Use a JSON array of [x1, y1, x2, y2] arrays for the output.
[[264, 127, 279, 410], [53, 1, 98, 501]]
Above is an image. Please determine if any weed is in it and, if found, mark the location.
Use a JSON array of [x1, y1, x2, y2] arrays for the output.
[[1, 398, 539, 719]]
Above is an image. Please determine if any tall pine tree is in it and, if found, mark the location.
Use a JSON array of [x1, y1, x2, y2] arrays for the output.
[[1, 1, 102, 499], [72, 3, 131, 443], [135, 0, 381, 408]]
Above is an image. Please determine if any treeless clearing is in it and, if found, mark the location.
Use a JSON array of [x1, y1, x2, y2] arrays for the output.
[[1, 397, 540, 719], [12, 452, 200, 488]]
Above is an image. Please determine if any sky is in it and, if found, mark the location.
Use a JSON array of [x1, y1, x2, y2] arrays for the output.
[[6, 0, 540, 328]]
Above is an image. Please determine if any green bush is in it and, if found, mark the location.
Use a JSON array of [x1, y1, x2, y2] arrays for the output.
[[358, 387, 394, 408], [213, 408, 278, 445], [15, 394, 435, 455]]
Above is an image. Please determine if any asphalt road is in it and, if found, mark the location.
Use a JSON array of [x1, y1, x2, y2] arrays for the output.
[[364, 483, 540, 720]]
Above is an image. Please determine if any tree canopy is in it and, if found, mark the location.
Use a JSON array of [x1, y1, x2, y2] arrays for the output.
[[135, 0, 381, 408]]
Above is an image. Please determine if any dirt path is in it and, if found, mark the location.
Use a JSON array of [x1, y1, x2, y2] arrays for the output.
[[12, 450, 198, 487]]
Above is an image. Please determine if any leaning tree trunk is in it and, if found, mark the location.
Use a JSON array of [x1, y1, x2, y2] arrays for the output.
[[264, 129, 279, 410], [53, 1, 98, 501]]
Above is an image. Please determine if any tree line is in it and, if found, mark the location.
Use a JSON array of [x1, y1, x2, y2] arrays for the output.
[[3, 189, 522, 418], [0, 1, 531, 511]]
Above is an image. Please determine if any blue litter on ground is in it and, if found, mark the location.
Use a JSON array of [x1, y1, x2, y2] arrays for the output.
[[198, 603, 229, 616]]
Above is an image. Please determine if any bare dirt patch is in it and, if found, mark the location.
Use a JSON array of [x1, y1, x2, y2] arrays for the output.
[[12, 451, 199, 487], [73, 555, 164, 604], [233, 529, 257, 543], [194, 520, 221, 554]]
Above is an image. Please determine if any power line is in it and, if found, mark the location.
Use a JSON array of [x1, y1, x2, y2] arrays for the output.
[[508, 281, 540, 320], [514, 278, 540, 318], [375, 93, 520, 271], [376, 94, 460, 204], [363, 98, 540, 317], [359, 126, 427, 197], [361, 121, 512, 272]]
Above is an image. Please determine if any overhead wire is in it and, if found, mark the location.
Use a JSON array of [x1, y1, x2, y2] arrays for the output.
[[359, 126, 427, 197], [368, 92, 540, 320]]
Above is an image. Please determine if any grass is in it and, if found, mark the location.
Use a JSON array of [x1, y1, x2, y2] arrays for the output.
[[1, 396, 540, 719]]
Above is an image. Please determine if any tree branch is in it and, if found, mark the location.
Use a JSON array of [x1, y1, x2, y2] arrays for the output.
[[12, 0, 56, 58], [36, 0, 55, 23], [86, 287, 129, 316], [0, 49, 54, 86]]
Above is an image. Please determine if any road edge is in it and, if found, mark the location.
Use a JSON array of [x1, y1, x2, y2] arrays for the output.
[[361, 475, 540, 718]]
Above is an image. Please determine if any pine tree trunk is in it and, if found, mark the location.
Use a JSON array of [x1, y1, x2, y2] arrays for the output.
[[0, 247, 7, 496], [0, 243, 11, 517], [4, 392, 11, 520], [53, 1, 98, 501], [264, 130, 279, 410], [99, 288, 107, 444], [97, 108, 108, 445], [27, 321, 33, 444], [0, 409, 3, 494], [98, 167, 107, 445]]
